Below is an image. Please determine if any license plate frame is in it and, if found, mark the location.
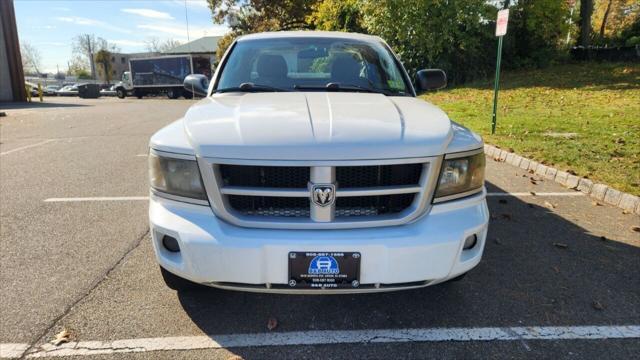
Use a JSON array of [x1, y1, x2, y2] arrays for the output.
[[288, 252, 361, 289]]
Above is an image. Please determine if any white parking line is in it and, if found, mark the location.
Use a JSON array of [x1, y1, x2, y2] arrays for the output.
[[44, 197, 149, 202], [0, 139, 55, 156], [3, 325, 638, 358], [487, 192, 584, 197], [136, 154, 148, 157]]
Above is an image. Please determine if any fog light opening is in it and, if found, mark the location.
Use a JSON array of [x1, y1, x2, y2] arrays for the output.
[[162, 235, 180, 253], [463, 234, 477, 250]]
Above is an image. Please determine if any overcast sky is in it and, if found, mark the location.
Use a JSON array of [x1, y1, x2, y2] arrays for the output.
[[15, 0, 229, 73]]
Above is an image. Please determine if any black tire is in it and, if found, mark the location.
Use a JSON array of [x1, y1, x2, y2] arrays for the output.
[[159, 266, 203, 291], [442, 273, 467, 285], [134, 89, 143, 99], [167, 88, 181, 99], [116, 88, 126, 99]]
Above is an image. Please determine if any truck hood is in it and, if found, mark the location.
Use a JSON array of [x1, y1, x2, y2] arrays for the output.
[[183, 92, 453, 160]]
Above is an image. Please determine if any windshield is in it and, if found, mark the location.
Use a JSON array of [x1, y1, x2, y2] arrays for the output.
[[216, 37, 411, 96]]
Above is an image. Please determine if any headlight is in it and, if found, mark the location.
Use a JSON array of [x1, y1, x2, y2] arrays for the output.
[[149, 152, 207, 200], [433, 151, 485, 202]]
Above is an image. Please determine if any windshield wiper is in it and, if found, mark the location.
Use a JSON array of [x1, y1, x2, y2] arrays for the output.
[[294, 83, 401, 96], [214, 82, 291, 93]]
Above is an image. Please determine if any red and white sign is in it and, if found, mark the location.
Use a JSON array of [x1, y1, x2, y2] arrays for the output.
[[495, 9, 509, 37]]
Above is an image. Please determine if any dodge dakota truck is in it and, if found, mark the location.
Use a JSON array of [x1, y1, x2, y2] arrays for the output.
[[148, 31, 489, 293]]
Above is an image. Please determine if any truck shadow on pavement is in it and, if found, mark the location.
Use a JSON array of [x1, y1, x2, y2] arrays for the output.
[[176, 182, 640, 338]]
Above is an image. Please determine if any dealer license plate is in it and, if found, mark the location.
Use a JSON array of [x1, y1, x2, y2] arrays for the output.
[[288, 252, 361, 289]]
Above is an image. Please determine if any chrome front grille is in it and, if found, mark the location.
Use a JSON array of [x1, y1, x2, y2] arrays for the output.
[[198, 157, 441, 229]]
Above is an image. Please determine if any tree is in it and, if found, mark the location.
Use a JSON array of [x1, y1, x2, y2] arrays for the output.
[[94, 49, 113, 84], [67, 55, 90, 77], [503, 0, 570, 67], [307, 0, 366, 33], [145, 37, 183, 53], [72, 34, 115, 79], [599, 0, 614, 38], [361, 0, 495, 83], [580, 0, 594, 46], [206, 0, 318, 32], [21, 42, 42, 76], [76, 69, 91, 79], [592, 0, 640, 43], [214, 32, 237, 66]]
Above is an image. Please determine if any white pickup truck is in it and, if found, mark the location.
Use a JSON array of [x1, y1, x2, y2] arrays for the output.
[[148, 31, 489, 293]]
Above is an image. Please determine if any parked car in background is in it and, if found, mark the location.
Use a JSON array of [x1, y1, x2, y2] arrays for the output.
[[45, 85, 60, 95], [100, 85, 117, 97], [57, 84, 79, 96]]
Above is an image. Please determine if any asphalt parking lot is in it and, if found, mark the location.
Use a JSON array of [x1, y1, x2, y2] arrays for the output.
[[1, 97, 639, 359]]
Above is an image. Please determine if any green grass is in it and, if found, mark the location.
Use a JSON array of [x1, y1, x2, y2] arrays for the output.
[[422, 62, 640, 196]]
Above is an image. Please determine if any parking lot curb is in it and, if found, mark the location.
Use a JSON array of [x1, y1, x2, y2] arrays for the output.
[[483, 144, 640, 215]]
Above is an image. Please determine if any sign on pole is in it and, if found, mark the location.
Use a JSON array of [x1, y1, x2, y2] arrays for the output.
[[491, 8, 509, 135], [495, 9, 509, 36]]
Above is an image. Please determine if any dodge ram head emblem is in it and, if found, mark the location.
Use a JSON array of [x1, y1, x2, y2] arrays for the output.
[[311, 184, 335, 207]]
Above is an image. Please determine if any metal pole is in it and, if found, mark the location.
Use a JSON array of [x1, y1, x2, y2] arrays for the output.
[[491, 35, 504, 135]]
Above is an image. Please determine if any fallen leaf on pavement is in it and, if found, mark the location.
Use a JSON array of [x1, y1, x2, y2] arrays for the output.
[[544, 201, 556, 209], [631, 226, 640, 233], [591, 201, 602, 206], [50, 329, 71, 346], [530, 179, 537, 185], [622, 209, 630, 215], [592, 301, 605, 311], [552, 266, 560, 273], [530, 191, 536, 196], [267, 317, 278, 331], [553, 242, 568, 249]]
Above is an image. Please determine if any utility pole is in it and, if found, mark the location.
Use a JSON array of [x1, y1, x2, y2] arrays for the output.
[[87, 34, 96, 80], [491, 0, 510, 135]]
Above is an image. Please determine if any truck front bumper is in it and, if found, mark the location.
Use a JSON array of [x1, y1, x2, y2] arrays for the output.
[[149, 190, 489, 293]]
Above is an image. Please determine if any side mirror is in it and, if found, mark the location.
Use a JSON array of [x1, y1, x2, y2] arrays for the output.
[[416, 69, 447, 91], [183, 74, 209, 96]]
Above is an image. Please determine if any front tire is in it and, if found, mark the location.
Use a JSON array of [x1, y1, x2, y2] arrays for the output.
[[116, 88, 126, 99], [159, 266, 204, 291]]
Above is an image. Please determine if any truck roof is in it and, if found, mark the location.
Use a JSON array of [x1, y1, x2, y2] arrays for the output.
[[237, 31, 384, 44]]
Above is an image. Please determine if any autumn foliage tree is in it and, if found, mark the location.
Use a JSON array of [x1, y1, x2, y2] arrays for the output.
[[94, 49, 113, 84]]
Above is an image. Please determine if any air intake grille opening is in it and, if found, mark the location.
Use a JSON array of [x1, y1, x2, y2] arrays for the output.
[[336, 164, 422, 188], [220, 165, 309, 188], [335, 194, 415, 217], [228, 195, 310, 217]]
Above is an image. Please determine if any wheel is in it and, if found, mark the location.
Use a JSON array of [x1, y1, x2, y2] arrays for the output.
[[167, 88, 181, 99], [134, 89, 143, 99], [159, 266, 204, 291], [116, 88, 126, 99]]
